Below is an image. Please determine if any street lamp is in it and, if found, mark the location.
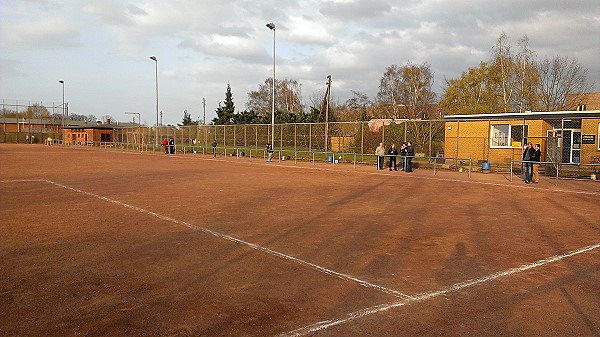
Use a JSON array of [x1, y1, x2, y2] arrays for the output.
[[266, 22, 275, 148], [149, 56, 159, 146], [58, 80, 65, 127]]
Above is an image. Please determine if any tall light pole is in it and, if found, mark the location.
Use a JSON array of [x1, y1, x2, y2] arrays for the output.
[[58, 80, 65, 127], [266, 22, 276, 148], [202, 98, 206, 125], [325, 75, 331, 152], [149, 56, 159, 145]]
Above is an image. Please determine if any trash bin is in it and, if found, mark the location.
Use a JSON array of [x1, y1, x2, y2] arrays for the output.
[[481, 161, 491, 173], [327, 156, 333, 163]]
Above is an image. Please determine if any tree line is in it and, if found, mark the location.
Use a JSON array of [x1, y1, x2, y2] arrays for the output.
[[0, 103, 98, 122], [183, 32, 591, 126]]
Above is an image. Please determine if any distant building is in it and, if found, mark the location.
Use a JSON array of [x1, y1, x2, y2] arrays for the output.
[[566, 92, 600, 111], [63, 119, 115, 145], [0, 118, 62, 143]]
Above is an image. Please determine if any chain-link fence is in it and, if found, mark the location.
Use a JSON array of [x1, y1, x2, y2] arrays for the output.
[[5, 116, 599, 182], [111, 120, 446, 157]]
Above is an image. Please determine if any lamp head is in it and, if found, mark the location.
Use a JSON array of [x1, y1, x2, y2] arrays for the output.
[[149, 56, 157, 61], [59, 80, 64, 84], [266, 23, 275, 30]]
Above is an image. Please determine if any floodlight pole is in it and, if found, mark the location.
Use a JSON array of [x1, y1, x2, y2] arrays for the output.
[[266, 22, 276, 148], [325, 75, 331, 152], [58, 80, 65, 127], [150, 56, 159, 146]]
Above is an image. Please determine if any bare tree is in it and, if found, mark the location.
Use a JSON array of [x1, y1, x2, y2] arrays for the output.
[[490, 32, 518, 112], [516, 35, 539, 112], [400, 62, 436, 119], [345, 90, 371, 110], [377, 62, 436, 119], [25, 104, 50, 118], [376, 64, 403, 117], [536, 56, 590, 111], [246, 78, 304, 118]]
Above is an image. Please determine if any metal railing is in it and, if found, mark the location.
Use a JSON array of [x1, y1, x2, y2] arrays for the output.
[[510, 160, 600, 186], [178, 144, 473, 177], [59, 140, 600, 183]]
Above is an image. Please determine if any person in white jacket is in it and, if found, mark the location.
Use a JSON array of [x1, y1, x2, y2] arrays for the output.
[[375, 143, 385, 170]]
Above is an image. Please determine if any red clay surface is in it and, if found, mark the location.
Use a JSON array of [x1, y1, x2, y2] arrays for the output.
[[1, 144, 599, 336]]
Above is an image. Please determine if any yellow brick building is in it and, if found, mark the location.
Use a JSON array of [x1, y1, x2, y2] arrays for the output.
[[444, 111, 600, 165]]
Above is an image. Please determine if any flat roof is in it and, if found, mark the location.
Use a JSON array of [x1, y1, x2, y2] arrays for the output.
[[443, 110, 600, 121]]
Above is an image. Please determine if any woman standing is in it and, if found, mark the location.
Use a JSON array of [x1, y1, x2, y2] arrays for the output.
[[388, 144, 398, 171]]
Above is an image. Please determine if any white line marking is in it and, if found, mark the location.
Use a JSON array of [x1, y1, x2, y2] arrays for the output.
[[17, 179, 411, 301], [277, 243, 600, 336]]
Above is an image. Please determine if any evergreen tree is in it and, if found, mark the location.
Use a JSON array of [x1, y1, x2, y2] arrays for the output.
[[212, 84, 236, 125], [233, 110, 260, 124], [180, 109, 197, 126]]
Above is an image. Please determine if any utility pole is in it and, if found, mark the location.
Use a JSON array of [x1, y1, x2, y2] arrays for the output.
[[324, 74, 331, 152], [203, 98, 206, 125]]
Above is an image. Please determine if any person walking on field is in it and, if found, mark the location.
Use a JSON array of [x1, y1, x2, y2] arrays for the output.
[[211, 139, 217, 158], [532, 143, 541, 183], [375, 142, 385, 170], [388, 143, 398, 171], [405, 141, 415, 172]]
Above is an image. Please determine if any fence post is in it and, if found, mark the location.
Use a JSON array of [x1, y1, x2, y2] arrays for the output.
[[468, 159, 471, 178]]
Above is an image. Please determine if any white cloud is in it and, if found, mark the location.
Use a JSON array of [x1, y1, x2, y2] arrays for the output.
[[1, 0, 599, 125], [286, 16, 338, 46], [1, 17, 81, 48]]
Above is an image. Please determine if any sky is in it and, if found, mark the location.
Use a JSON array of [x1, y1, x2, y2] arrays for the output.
[[1, 0, 599, 126]]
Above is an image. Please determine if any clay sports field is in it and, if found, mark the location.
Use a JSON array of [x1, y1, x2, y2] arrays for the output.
[[1, 144, 599, 336]]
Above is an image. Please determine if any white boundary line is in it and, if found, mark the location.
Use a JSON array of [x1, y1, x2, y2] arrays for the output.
[[2, 175, 598, 333], [277, 243, 600, 337], [1, 179, 413, 301]]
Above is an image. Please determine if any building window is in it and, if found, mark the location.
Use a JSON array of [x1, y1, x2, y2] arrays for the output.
[[490, 124, 528, 148], [101, 134, 111, 142]]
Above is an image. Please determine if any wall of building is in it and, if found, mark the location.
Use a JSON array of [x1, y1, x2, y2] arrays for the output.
[[445, 117, 600, 165], [444, 120, 547, 163], [580, 119, 600, 164]]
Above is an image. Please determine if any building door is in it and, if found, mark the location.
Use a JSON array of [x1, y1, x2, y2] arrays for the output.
[[548, 129, 581, 163]]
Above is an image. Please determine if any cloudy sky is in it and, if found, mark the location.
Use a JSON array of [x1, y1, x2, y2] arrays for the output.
[[1, 0, 599, 125]]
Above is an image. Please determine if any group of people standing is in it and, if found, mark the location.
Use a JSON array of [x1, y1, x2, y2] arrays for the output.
[[161, 138, 175, 154], [376, 141, 414, 172], [522, 142, 541, 184]]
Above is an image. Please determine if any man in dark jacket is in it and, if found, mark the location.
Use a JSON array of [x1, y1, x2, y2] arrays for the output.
[[388, 144, 398, 171], [405, 141, 415, 172], [522, 142, 535, 183], [168, 137, 175, 154]]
